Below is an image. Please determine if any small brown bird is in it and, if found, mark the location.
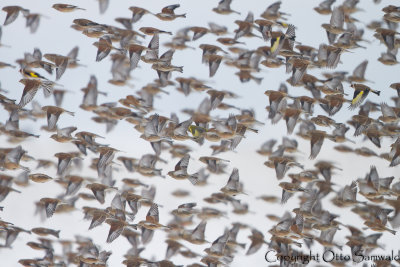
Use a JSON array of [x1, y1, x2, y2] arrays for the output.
[[314, 0, 335, 15], [181, 221, 207, 244], [39, 197, 62, 218], [255, 19, 276, 41], [234, 12, 256, 40], [171, 202, 199, 218], [261, 1, 287, 21], [52, 4, 86, 12], [137, 203, 168, 230], [217, 37, 244, 46], [325, 45, 348, 69], [28, 173, 53, 183], [308, 130, 333, 159], [390, 82, 400, 96], [213, 0, 240, 15], [141, 34, 159, 64], [390, 137, 400, 167], [2, 226, 30, 248], [384, 11, 400, 23], [31, 227, 60, 238], [129, 6, 153, 23], [314, 161, 342, 182], [199, 44, 227, 63], [43, 53, 72, 80], [81, 26, 106, 38], [127, 44, 147, 69], [246, 229, 267, 255], [283, 108, 303, 134], [93, 35, 123, 62], [152, 62, 183, 73], [204, 231, 230, 258], [220, 168, 245, 196], [257, 139, 277, 155], [139, 27, 172, 35], [54, 152, 81, 177], [378, 102, 399, 123], [378, 50, 398, 65], [287, 57, 312, 86], [0, 61, 15, 69], [265, 156, 304, 180], [41, 105, 74, 131], [206, 54, 223, 77], [114, 17, 132, 30], [25, 13, 46, 34], [208, 22, 228, 35], [2, 6, 29, 26], [17, 78, 55, 108], [364, 220, 396, 235], [171, 118, 192, 140], [165, 239, 185, 259], [97, 146, 119, 179], [375, 28, 399, 50], [63, 175, 85, 196], [72, 18, 99, 30], [279, 180, 307, 203], [332, 181, 363, 207], [322, 6, 347, 44], [265, 89, 290, 122], [86, 183, 117, 204], [140, 114, 171, 142], [190, 27, 210, 41], [347, 60, 370, 83], [199, 156, 229, 174], [167, 154, 198, 185], [105, 218, 135, 243], [0, 185, 21, 202], [155, 4, 186, 21]]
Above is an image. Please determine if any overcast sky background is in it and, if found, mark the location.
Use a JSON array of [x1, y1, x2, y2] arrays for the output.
[[0, 0, 399, 266]]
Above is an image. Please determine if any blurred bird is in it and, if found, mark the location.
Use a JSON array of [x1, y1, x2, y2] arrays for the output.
[[39, 197, 63, 218], [167, 154, 199, 185], [41, 106, 74, 131], [93, 35, 123, 62], [137, 203, 168, 230], [375, 28, 399, 50], [347, 60, 370, 83], [208, 22, 228, 35], [270, 24, 296, 56], [139, 27, 172, 35], [314, 0, 336, 15], [261, 1, 287, 21], [2, 6, 29, 26], [52, 4, 86, 12], [322, 6, 347, 44], [155, 4, 186, 21], [206, 54, 224, 77], [43, 53, 72, 80], [220, 168, 245, 196], [349, 83, 380, 110], [17, 78, 55, 108], [279, 180, 307, 203], [190, 26, 210, 41], [213, 0, 240, 15], [129, 6, 153, 23], [20, 68, 47, 80]]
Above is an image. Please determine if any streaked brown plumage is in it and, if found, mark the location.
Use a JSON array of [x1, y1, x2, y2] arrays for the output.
[[52, 4, 86, 12]]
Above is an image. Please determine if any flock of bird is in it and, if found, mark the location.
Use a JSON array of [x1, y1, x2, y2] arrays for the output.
[[0, 0, 400, 266]]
